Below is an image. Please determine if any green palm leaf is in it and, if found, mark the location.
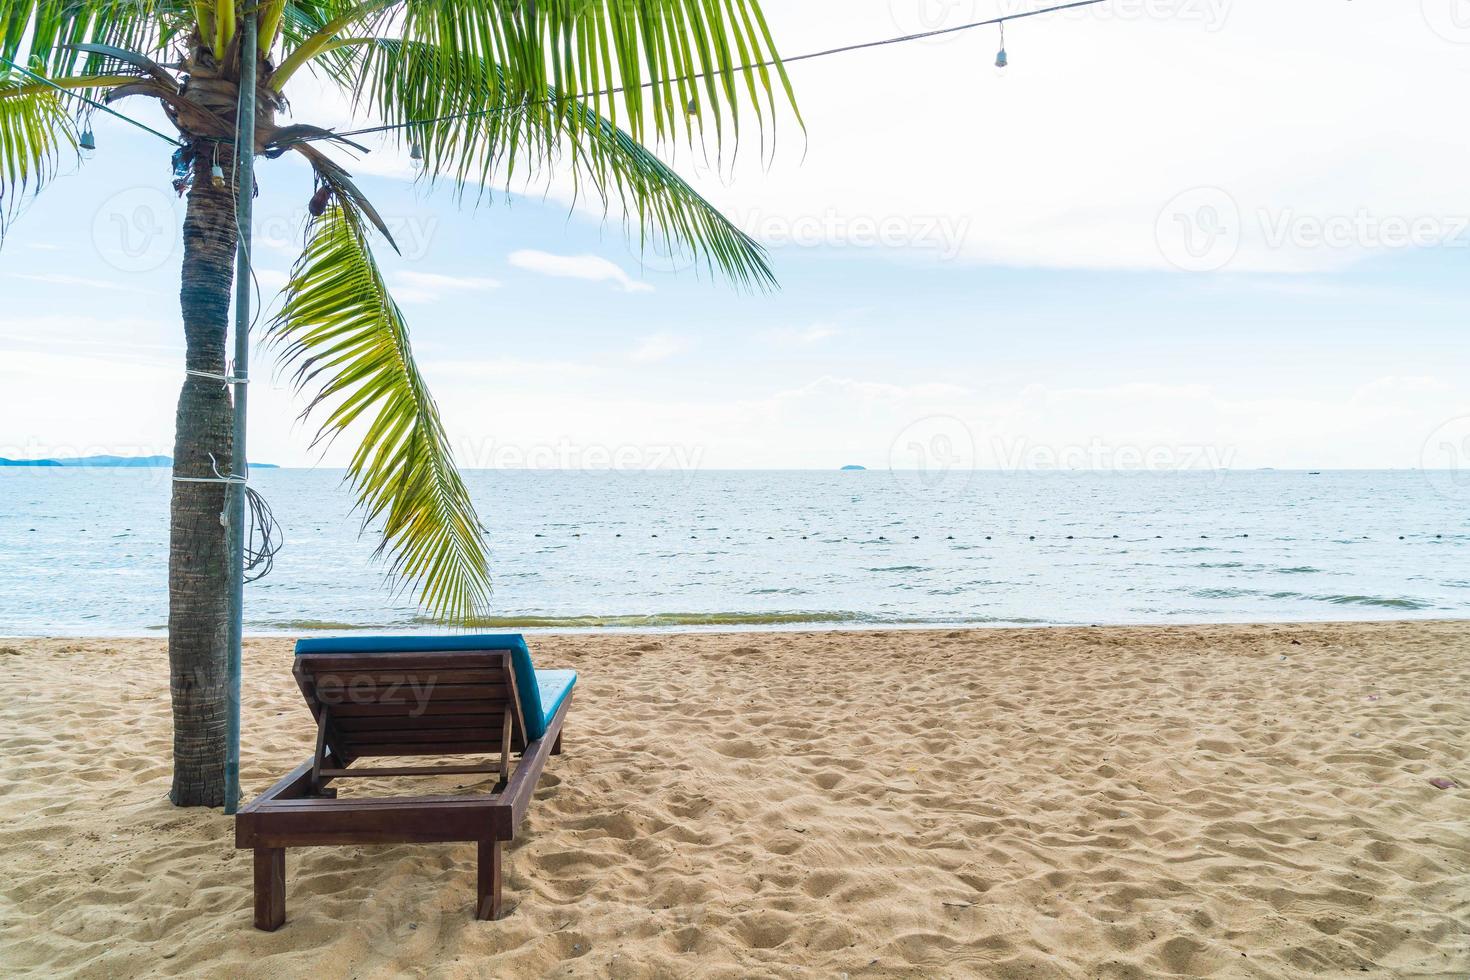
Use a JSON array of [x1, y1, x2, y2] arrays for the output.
[[0, 72, 76, 235], [389, 0, 799, 151], [269, 196, 492, 622], [2, 1, 179, 74], [351, 38, 773, 287]]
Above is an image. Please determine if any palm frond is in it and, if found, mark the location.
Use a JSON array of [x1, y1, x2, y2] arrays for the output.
[[393, 0, 801, 153], [0, 72, 75, 237], [268, 196, 491, 623], [353, 38, 774, 288], [561, 95, 775, 290], [3, 1, 180, 74]]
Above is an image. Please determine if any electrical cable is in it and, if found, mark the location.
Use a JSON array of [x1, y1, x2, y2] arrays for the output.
[[0, 55, 181, 144], [283, 0, 1113, 146]]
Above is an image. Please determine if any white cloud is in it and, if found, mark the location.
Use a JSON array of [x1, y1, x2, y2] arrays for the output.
[[396, 270, 502, 291], [628, 333, 690, 364], [390, 270, 502, 304], [507, 249, 653, 293], [420, 357, 601, 381]]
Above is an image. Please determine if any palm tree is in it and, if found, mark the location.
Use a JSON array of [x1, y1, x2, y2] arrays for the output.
[[0, 0, 797, 806]]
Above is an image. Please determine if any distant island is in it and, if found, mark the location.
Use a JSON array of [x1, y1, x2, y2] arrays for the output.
[[840, 464, 867, 471], [0, 455, 279, 468]]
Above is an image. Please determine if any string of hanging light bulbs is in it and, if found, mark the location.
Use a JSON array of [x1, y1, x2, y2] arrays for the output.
[[383, 0, 1108, 163], [4, 0, 1108, 156], [393, 0, 1103, 165]]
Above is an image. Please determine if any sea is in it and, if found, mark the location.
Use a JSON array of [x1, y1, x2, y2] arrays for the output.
[[0, 468, 1466, 636]]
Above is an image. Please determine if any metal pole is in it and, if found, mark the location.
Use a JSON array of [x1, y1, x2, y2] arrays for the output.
[[224, 9, 258, 816]]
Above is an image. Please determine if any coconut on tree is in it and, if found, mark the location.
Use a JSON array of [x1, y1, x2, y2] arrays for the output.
[[0, 0, 797, 806]]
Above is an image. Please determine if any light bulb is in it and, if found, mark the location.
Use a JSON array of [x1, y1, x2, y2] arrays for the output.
[[409, 141, 424, 170], [79, 127, 96, 158], [995, 47, 1008, 69], [686, 98, 698, 117], [210, 162, 225, 189]]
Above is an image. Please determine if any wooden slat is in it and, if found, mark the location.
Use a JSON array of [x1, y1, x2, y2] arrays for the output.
[[296, 652, 506, 672], [329, 699, 509, 718], [333, 713, 504, 733], [314, 683, 510, 705], [257, 793, 501, 810], [347, 728, 505, 745], [319, 763, 502, 778], [312, 669, 507, 686], [350, 741, 502, 757]]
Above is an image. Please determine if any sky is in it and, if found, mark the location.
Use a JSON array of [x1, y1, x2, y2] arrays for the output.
[[1, 0, 1467, 472]]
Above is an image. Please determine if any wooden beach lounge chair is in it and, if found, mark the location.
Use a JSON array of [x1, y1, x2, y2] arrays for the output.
[[234, 634, 576, 930]]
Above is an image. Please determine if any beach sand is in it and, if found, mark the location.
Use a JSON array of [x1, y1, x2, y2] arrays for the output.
[[1, 622, 1466, 978]]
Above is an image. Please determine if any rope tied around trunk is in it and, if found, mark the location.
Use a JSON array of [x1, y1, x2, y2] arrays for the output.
[[171, 453, 282, 582]]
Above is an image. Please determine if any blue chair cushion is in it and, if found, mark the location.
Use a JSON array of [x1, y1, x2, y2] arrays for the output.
[[534, 669, 577, 728], [293, 634, 576, 742]]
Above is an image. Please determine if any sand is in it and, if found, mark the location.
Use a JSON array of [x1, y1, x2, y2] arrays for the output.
[[0, 622, 1467, 978]]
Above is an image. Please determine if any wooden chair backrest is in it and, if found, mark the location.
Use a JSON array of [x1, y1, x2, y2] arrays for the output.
[[294, 650, 526, 763]]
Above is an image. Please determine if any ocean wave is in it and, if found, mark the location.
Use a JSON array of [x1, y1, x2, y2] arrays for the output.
[[255, 611, 1051, 632], [1190, 588, 1257, 600], [1186, 588, 1431, 610], [1316, 594, 1432, 610]]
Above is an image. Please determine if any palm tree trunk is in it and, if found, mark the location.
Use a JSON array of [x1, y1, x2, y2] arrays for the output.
[[167, 151, 238, 807]]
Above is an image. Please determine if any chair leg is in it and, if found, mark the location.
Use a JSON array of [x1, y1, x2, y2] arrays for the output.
[[253, 847, 286, 931], [476, 839, 504, 920]]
